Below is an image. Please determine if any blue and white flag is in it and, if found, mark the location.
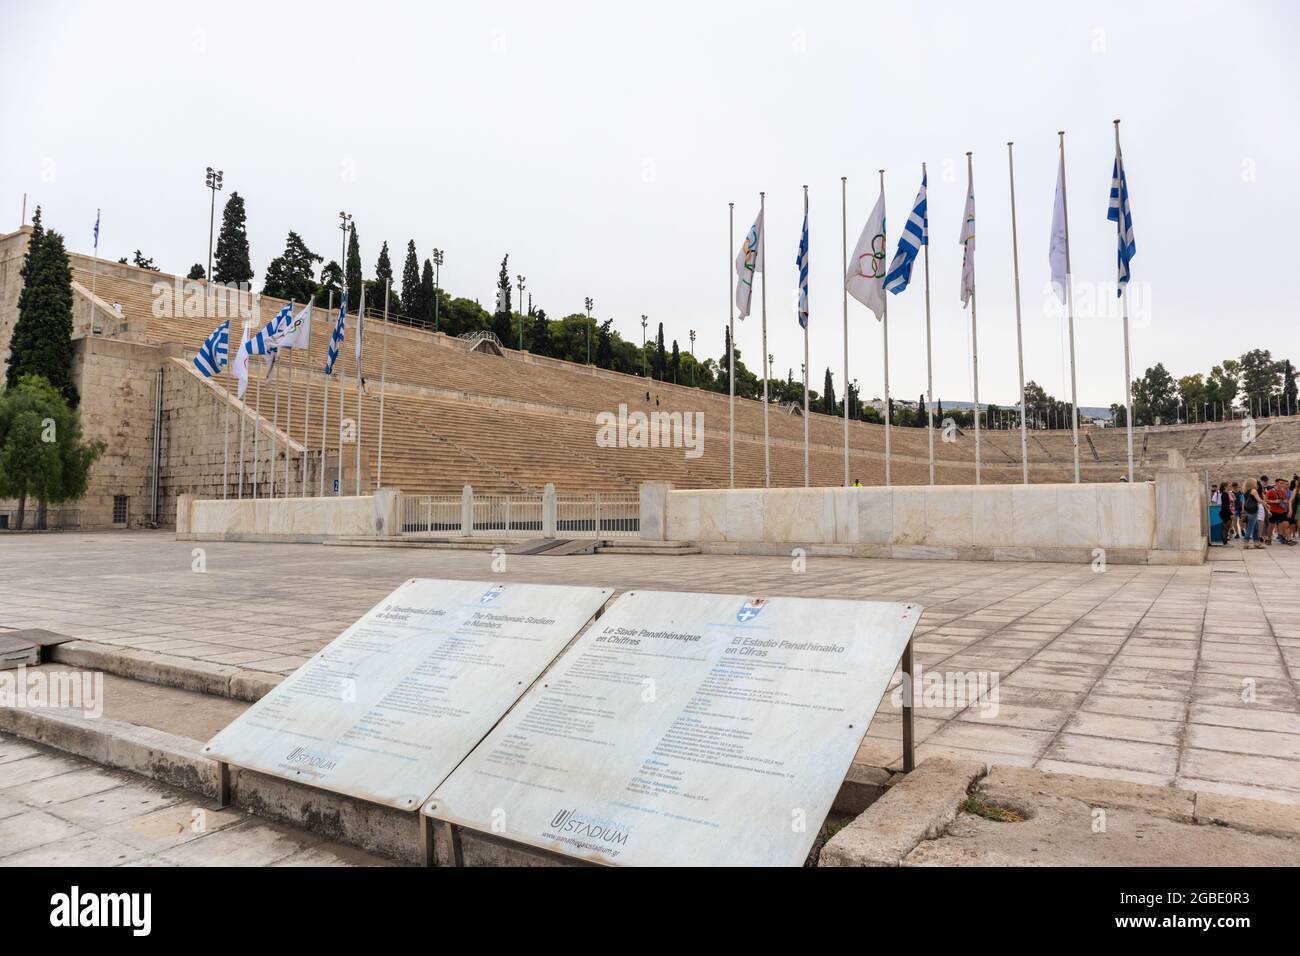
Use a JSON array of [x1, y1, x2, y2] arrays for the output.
[[193, 320, 229, 377], [796, 194, 809, 329], [886, 173, 928, 295], [244, 303, 292, 358], [1107, 143, 1135, 295], [325, 291, 348, 375], [92, 210, 100, 252]]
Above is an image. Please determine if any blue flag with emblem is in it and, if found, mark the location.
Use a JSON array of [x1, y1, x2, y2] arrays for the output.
[[325, 291, 348, 375], [886, 173, 927, 295], [193, 319, 229, 377], [244, 303, 292, 358], [1107, 143, 1135, 295], [796, 193, 809, 329]]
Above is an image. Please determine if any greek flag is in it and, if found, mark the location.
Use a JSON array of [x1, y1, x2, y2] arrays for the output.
[[1107, 145, 1135, 295], [93, 210, 100, 252], [325, 291, 348, 375], [886, 173, 927, 295], [193, 320, 229, 377], [796, 193, 809, 329], [244, 303, 292, 358]]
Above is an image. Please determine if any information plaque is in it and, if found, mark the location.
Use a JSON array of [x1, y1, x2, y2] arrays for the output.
[[424, 590, 921, 866], [204, 579, 612, 809]]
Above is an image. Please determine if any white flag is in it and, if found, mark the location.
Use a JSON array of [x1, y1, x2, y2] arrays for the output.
[[734, 209, 763, 319], [959, 178, 976, 307], [1049, 154, 1069, 303], [232, 320, 252, 399], [845, 190, 886, 320], [277, 302, 313, 350]]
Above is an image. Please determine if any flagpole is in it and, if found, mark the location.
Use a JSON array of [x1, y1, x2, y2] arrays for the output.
[[304, 295, 324, 497], [270, 311, 281, 500], [880, 169, 891, 488], [336, 295, 346, 497], [320, 308, 331, 499], [1116, 118, 1134, 482], [966, 152, 982, 486], [355, 285, 365, 496], [1059, 131, 1082, 483], [802, 184, 810, 489], [922, 163, 935, 486], [237, 321, 248, 499], [1007, 142, 1029, 484], [841, 175, 849, 488], [253, 298, 262, 499], [284, 321, 294, 495], [759, 191, 770, 488], [728, 202, 735, 489], [89, 210, 100, 337], [377, 279, 390, 488]]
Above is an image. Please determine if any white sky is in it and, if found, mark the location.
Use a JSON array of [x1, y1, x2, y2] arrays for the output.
[[3, 0, 1296, 408]]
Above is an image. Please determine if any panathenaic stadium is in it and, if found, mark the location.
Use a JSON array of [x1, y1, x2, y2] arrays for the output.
[[1, 224, 1297, 538]]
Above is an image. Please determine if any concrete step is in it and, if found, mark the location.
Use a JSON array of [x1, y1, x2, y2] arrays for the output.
[[596, 542, 700, 556]]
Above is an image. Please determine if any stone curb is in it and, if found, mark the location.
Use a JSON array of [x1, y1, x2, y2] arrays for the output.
[[819, 757, 987, 867], [48, 640, 282, 702], [1193, 792, 1300, 841], [979, 766, 1196, 823]]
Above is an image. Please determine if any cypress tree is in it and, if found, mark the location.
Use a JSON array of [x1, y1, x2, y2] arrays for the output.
[[492, 256, 513, 343], [654, 322, 667, 380], [345, 226, 362, 306], [823, 368, 836, 416], [6, 209, 78, 406], [529, 308, 551, 356], [400, 240, 421, 318], [186, 264, 205, 280], [212, 192, 253, 285], [419, 260, 436, 329]]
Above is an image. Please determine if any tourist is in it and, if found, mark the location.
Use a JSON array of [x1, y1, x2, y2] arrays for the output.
[[1242, 478, 1265, 549], [1217, 482, 1233, 546], [1230, 482, 1243, 538], [1265, 477, 1292, 545]]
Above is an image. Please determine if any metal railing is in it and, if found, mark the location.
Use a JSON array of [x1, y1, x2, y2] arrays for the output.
[[396, 488, 639, 539]]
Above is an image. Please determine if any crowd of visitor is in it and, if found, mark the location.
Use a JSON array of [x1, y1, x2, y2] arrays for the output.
[[1212, 475, 1299, 548]]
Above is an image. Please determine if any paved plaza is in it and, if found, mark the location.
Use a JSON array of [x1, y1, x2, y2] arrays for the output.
[[2, 532, 1299, 807]]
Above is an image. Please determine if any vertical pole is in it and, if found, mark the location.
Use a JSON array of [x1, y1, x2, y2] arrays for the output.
[[922, 163, 935, 486], [90, 209, 100, 337], [284, 321, 294, 495], [802, 185, 811, 489], [880, 169, 891, 488], [355, 285, 365, 496], [967, 152, 981, 486], [1007, 143, 1029, 484], [252, 299, 262, 499], [305, 294, 325, 496], [728, 202, 735, 489], [901, 636, 915, 773], [270, 311, 281, 499], [1059, 131, 1082, 483], [237, 320, 248, 499], [841, 175, 849, 488], [760, 191, 770, 488], [1115, 120, 1135, 482], [378, 279, 390, 489]]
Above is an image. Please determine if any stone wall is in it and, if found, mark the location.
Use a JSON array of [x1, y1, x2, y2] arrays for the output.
[[644, 476, 1206, 565], [179, 489, 400, 542]]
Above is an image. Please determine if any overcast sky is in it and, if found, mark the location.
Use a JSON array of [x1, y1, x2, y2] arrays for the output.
[[3, 1, 1296, 408]]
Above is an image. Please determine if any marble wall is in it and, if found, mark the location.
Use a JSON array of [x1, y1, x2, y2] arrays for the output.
[[656, 481, 1203, 564], [182, 489, 399, 542]]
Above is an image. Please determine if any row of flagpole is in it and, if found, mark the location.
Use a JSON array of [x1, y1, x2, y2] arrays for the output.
[[725, 122, 1136, 489]]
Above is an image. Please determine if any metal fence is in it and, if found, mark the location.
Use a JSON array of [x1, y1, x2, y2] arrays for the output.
[[398, 495, 462, 534], [397, 490, 639, 539]]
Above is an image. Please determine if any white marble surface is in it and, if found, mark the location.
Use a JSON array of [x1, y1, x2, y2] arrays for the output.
[[659, 481, 1180, 557], [189, 495, 378, 538]]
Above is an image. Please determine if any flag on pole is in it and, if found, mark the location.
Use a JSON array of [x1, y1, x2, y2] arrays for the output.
[[796, 195, 809, 329], [93, 211, 100, 252], [193, 320, 229, 377], [325, 292, 347, 375], [244, 303, 292, 358], [845, 190, 886, 320], [959, 179, 976, 307], [277, 302, 313, 350], [1049, 154, 1069, 303], [232, 321, 252, 399], [1107, 146, 1136, 294], [735, 209, 763, 319], [886, 173, 927, 295]]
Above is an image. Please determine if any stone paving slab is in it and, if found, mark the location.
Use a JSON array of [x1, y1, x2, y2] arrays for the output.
[[0, 733, 392, 867], [2, 531, 1298, 806]]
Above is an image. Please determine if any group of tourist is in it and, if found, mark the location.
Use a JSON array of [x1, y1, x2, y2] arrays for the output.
[[1212, 475, 1299, 548]]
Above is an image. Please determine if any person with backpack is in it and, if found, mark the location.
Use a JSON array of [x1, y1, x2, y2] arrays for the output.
[[1217, 482, 1233, 545], [1242, 478, 1265, 550]]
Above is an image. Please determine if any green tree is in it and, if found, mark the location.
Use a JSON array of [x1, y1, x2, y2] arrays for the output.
[[529, 308, 552, 356], [186, 263, 205, 280], [493, 256, 513, 343], [212, 192, 253, 285], [596, 318, 615, 368], [822, 368, 837, 416], [0, 375, 103, 530], [6, 209, 78, 406], [654, 322, 667, 380], [368, 241, 401, 313], [1132, 363, 1178, 425], [1238, 349, 1278, 414], [1280, 360, 1297, 415], [344, 226, 362, 307], [419, 259, 436, 329], [400, 240, 422, 318], [261, 231, 322, 304], [671, 340, 681, 384], [131, 250, 159, 271], [315, 260, 343, 308]]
